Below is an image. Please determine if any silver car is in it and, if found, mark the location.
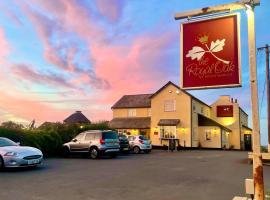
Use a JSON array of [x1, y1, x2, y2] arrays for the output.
[[0, 137, 43, 168], [63, 130, 120, 159], [127, 135, 152, 154]]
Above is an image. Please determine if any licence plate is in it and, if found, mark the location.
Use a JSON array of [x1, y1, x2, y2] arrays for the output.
[[123, 148, 129, 150], [28, 159, 40, 165]]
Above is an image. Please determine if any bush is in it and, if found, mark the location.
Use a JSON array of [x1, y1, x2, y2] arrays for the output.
[[0, 121, 110, 157]]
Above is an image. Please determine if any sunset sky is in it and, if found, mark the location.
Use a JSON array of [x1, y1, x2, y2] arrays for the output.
[[0, 0, 269, 144]]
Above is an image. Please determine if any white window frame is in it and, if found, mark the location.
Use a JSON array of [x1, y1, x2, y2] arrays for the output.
[[148, 108, 151, 116], [127, 109, 136, 117], [159, 126, 177, 139], [164, 100, 176, 112]]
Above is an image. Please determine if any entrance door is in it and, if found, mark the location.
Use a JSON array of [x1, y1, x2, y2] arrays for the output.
[[244, 134, 252, 151]]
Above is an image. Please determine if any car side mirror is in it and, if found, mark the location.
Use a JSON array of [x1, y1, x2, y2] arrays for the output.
[[72, 139, 78, 142]]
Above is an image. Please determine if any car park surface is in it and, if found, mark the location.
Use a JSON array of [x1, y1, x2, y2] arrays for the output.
[[0, 150, 269, 200]]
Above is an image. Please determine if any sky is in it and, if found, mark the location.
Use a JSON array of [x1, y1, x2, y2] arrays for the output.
[[0, 0, 269, 144]]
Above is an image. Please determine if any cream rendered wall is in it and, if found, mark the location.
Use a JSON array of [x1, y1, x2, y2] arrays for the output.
[[198, 126, 221, 148], [191, 100, 212, 147], [239, 110, 250, 149], [210, 96, 241, 149], [150, 84, 192, 147], [112, 108, 150, 118]]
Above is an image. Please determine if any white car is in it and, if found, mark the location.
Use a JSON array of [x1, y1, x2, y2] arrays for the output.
[[0, 137, 43, 168], [127, 135, 152, 154]]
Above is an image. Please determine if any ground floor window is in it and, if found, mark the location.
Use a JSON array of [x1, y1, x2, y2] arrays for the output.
[[160, 126, 177, 139], [205, 130, 211, 141]]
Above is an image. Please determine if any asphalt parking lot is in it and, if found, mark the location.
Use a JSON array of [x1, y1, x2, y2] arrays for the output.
[[0, 150, 269, 200]]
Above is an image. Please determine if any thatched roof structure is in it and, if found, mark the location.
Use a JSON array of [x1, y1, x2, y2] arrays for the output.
[[109, 117, 150, 129], [64, 111, 91, 124], [111, 94, 152, 109]]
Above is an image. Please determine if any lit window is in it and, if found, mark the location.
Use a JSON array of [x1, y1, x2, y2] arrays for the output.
[[128, 109, 136, 117], [164, 100, 176, 112]]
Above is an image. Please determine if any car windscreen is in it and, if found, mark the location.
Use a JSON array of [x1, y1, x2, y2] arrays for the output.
[[139, 135, 148, 140], [102, 132, 118, 139], [0, 138, 18, 147]]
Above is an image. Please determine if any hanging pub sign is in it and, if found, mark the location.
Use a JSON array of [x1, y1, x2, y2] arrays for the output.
[[180, 13, 241, 89]]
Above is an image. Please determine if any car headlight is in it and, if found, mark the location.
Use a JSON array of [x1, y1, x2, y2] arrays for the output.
[[4, 152, 18, 157]]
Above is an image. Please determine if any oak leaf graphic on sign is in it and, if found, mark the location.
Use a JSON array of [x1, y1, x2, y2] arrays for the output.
[[186, 38, 230, 64]]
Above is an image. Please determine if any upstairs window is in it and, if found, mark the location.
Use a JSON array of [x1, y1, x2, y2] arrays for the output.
[[164, 100, 176, 112], [128, 109, 136, 117], [148, 108, 151, 116]]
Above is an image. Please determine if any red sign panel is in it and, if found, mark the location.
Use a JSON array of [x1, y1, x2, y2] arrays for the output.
[[180, 14, 241, 89], [217, 105, 233, 117]]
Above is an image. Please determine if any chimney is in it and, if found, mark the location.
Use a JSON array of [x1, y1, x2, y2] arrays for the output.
[[231, 98, 234, 103], [234, 99, 238, 103]]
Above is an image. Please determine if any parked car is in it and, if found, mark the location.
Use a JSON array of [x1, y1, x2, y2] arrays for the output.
[[0, 137, 43, 169], [63, 130, 120, 159], [118, 135, 130, 153], [127, 135, 152, 154]]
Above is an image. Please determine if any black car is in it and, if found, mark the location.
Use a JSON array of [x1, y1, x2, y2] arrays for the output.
[[118, 135, 130, 153]]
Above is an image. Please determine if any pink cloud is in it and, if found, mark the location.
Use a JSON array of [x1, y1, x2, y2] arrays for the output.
[[95, 0, 125, 22]]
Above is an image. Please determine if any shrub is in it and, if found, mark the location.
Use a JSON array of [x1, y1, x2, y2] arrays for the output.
[[0, 121, 110, 157]]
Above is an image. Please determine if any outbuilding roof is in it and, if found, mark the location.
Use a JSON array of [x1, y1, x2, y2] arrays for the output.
[[198, 114, 232, 132], [63, 111, 91, 124], [109, 117, 151, 129], [111, 94, 152, 109]]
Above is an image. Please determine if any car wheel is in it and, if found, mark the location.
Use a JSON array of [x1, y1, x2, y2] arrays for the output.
[[0, 156, 5, 169], [62, 147, 70, 157], [89, 147, 99, 159], [133, 146, 141, 154]]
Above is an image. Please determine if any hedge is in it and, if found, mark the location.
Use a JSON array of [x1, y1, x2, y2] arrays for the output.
[[0, 122, 109, 157]]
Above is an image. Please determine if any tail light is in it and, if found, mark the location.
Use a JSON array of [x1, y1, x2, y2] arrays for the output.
[[100, 139, 105, 145], [139, 140, 144, 144]]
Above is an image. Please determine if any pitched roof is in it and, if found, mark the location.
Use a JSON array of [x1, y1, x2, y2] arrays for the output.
[[109, 117, 151, 129], [150, 81, 211, 108], [63, 111, 91, 124], [111, 94, 152, 109]]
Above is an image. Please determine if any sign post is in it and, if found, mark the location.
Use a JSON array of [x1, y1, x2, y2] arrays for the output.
[[246, 5, 264, 199], [174, 0, 264, 199]]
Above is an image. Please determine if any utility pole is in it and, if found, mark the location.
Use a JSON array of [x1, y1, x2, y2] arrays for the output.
[[174, 1, 264, 199], [258, 44, 270, 152]]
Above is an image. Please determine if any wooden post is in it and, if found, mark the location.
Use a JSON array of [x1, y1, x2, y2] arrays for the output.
[[247, 7, 264, 200]]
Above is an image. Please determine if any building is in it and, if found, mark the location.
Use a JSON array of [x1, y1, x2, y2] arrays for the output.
[[64, 111, 91, 124], [109, 81, 252, 150]]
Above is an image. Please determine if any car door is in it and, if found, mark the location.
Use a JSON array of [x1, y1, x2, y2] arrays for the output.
[[69, 133, 86, 152], [82, 132, 96, 151]]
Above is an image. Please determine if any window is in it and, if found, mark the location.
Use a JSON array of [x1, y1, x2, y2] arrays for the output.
[[148, 108, 151, 116], [201, 107, 204, 114], [160, 126, 177, 139], [128, 109, 136, 117], [205, 130, 211, 141], [193, 105, 196, 111], [102, 131, 118, 139], [75, 133, 84, 141], [164, 100, 176, 112], [85, 133, 95, 141]]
